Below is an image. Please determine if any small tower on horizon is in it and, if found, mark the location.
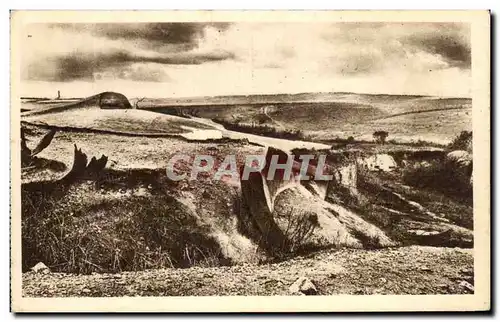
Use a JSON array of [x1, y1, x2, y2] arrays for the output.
[[57, 90, 61, 100]]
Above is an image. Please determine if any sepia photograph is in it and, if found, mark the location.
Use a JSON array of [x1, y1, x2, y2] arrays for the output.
[[10, 10, 490, 312]]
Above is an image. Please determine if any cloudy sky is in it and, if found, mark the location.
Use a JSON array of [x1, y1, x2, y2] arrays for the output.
[[20, 22, 471, 98]]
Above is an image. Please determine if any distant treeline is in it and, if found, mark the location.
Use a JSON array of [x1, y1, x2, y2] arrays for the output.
[[320, 137, 446, 148]]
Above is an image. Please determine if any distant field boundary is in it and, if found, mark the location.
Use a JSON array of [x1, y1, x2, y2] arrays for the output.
[[370, 107, 469, 121]]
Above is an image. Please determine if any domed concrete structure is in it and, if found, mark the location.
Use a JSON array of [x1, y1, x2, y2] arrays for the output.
[[97, 92, 132, 109]]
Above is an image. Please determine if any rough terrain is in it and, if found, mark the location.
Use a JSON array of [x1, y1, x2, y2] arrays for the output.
[[19, 92, 474, 297], [23, 246, 473, 297]]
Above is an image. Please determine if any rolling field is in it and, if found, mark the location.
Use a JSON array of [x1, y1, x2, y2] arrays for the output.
[[139, 92, 471, 145]]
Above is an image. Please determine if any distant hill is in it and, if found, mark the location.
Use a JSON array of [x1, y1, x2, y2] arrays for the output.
[[134, 92, 445, 107], [138, 92, 471, 145]]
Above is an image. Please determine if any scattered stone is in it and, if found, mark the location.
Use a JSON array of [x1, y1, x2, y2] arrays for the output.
[[420, 266, 432, 272], [289, 276, 317, 295], [460, 268, 474, 275], [329, 272, 338, 278], [30, 262, 50, 274], [459, 280, 474, 293], [82, 288, 91, 294]]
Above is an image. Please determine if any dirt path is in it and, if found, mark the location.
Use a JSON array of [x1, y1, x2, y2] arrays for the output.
[[189, 116, 331, 151], [23, 246, 473, 297], [370, 107, 467, 121], [262, 105, 286, 129]]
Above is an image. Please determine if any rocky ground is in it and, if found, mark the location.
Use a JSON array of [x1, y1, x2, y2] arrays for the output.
[[23, 246, 473, 297]]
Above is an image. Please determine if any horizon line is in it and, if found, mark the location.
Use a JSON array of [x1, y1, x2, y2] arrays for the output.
[[20, 90, 472, 101]]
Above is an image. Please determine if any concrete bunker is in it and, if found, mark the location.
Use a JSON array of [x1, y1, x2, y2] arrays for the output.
[[97, 92, 133, 109]]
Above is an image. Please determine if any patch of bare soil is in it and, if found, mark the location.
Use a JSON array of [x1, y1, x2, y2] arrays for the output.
[[23, 246, 473, 297]]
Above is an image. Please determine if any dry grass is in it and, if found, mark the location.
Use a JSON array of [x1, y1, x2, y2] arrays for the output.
[[21, 178, 231, 274], [279, 208, 320, 253]]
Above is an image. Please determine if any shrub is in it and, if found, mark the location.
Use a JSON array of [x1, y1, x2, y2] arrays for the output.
[[279, 208, 319, 254], [401, 160, 472, 199], [448, 131, 472, 152], [373, 131, 389, 144]]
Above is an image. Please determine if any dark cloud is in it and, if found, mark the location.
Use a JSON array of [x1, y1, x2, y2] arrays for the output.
[[93, 23, 205, 44], [404, 32, 470, 69], [51, 23, 231, 50], [25, 49, 235, 82], [25, 23, 235, 81]]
